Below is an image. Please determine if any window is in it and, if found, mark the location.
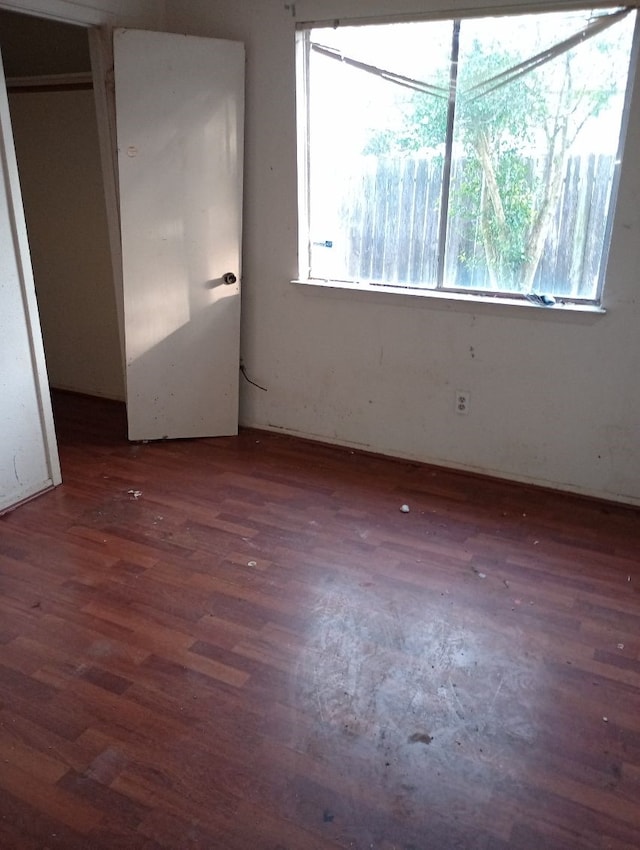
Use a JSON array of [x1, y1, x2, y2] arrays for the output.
[[296, 6, 638, 305]]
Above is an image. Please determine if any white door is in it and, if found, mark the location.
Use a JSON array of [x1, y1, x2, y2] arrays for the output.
[[0, 50, 60, 514], [114, 29, 244, 441]]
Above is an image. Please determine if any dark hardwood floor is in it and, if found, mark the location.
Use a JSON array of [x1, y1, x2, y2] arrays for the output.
[[0, 391, 639, 849]]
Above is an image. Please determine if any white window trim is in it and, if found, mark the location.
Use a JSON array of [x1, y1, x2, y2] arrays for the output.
[[292, 0, 639, 29], [294, 4, 639, 312], [291, 276, 607, 315]]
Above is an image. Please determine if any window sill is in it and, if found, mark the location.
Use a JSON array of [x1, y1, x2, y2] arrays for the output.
[[291, 277, 607, 317]]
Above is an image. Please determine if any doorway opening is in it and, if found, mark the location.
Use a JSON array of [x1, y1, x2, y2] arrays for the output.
[[0, 9, 126, 459], [1, 13, 245, 477]]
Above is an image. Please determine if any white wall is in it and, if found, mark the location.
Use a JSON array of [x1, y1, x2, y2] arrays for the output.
[[166, 0, 640, 505], [9, 88, 124, 400]]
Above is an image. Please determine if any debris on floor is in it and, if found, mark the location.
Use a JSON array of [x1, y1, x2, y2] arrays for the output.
[[127, 489, 143, 500], [400, 504, 410, 513], [409, 732, 433, 745]]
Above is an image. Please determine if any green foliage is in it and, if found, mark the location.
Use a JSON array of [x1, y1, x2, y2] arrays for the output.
[[361, 12, 631, 290], [452, 151, 534, 277], [362, 92, 448, 155], [456, 40, 541, 149]]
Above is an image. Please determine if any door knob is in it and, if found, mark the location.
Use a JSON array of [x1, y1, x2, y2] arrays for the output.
[[223, 272, 237, 285]]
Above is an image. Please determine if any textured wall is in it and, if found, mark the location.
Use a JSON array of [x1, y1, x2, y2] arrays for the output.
[[165, 0, 640, 505]]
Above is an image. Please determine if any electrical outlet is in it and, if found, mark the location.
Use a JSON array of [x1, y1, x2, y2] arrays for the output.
[[455, 390, 470, 415]]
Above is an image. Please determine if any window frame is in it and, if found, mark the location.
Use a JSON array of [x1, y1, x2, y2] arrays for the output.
[[294, 4, 640, 309]]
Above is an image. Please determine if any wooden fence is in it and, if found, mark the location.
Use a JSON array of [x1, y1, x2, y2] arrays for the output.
[[336, 153, 616, 298]]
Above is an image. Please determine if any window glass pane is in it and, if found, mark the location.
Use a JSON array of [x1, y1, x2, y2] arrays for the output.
[[307, 21, 452, 286], [445, 9, 636, 298], [302, 8, 637, 302]]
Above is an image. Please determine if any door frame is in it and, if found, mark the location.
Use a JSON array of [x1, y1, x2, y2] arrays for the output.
[[0, 2, 244, 460], [0, 3, 129, 399], [0, 43, 61, 510], [87, 25, 126, 390], [0, 4, 127, 513], [0, 2, 165, 395]]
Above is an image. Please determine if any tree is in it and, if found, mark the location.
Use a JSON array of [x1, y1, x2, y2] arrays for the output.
[[364, 11, 630, 292]]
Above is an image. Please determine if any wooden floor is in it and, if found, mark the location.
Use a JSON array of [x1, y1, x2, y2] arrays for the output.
[[0, 392, 639, 849]]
